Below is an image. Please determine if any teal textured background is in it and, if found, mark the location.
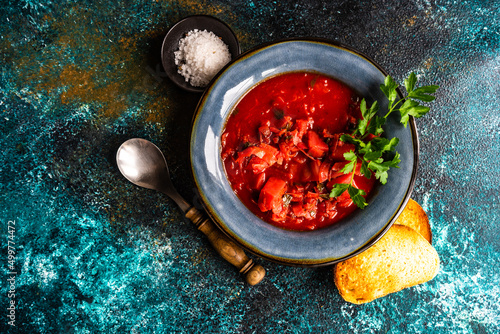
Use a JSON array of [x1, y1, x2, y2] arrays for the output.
[[1, 0, 499, 333]]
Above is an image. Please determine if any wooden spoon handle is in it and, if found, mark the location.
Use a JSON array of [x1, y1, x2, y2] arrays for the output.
[[185, 207, 265, 285]]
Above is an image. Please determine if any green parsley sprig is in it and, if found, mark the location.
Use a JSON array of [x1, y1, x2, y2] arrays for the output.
[[329, 72, 439, 209]]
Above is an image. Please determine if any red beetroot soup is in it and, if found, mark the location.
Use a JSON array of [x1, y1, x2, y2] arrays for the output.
[[221, 72, 375, 231]]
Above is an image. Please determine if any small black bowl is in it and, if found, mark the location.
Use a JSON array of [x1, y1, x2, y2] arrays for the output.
[[161, 15, 241, 93]]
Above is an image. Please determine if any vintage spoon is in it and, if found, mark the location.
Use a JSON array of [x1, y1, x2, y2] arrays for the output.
[[116, 138, 265, 285]]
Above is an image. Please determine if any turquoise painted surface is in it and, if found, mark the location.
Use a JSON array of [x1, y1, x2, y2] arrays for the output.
[[1, 0, 499, 333]]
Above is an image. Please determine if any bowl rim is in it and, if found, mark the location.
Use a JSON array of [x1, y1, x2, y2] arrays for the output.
[[191, 37, 419, 266]]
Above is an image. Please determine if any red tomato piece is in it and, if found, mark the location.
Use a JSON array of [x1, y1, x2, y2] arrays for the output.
[[258, 177, 288, 213], [237, 143, 279, 168], [236, 146, 264, 163], [309, 159, 321, 182], [318, 160, 331, 183], [327, 173, 352, 189], [288, 185, 305, 202], [259, 125, 272, 143], [294, 118, 313, 138], [286, 161, 301, 181], [352, 174, 376, 193], [279, 142, 299, 162], [301, 162, 313, 183], [364, 133, 377, 141], [248, 156, 268, 174], [330, 160, 362, 179], [291, 203, 306, 217], [322, 200, 338, 219], [258, 143, 279, 166], [276, 116, 293, 130], [329, 134, 356, 161], [326, 174, 354, 208], [306, 131, 329, 158], [336, 189, 353, 208], [251, 172, 266, 190]]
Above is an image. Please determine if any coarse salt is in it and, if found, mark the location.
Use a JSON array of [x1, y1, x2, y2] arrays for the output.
[[174, 29, 231, 87]]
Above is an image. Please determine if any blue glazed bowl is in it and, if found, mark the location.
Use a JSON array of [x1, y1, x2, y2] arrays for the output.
[[190, 38, 418, 266]]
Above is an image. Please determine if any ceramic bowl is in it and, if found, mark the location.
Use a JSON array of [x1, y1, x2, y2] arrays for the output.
[[190, 38, 419, 266], [161, 15, 241, 93]]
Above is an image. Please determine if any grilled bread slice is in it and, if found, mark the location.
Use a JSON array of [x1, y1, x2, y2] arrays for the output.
[[394, 198, 432, 243], [334, 224, 439, 304]]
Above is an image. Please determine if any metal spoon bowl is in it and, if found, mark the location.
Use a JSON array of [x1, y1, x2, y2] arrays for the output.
[[116, 138, 265, 285]]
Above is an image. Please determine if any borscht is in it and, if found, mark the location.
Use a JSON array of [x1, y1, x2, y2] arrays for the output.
[[221, 72, 376, 231]]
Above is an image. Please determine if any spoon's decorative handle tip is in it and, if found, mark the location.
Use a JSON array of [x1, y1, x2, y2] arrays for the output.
[[186, 207, 266, 285], [243, 263, 266, 286]]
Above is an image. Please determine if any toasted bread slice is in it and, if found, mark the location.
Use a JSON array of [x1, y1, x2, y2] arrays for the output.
[[334, 224, 439, 304], [395, 199, 432, 243]]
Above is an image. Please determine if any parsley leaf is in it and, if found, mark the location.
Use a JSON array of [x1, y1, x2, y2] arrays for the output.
[[329, 183, 368, 209], [329, 72, 438, 208], [382, 73, 439, 127], [380, 75, 399, 110], [348, 186, 367, 209], [367, 152, 401, 184], [330, 183, 349, 198], [404, 72, 417, 92], [399, 100, 430, 127]]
